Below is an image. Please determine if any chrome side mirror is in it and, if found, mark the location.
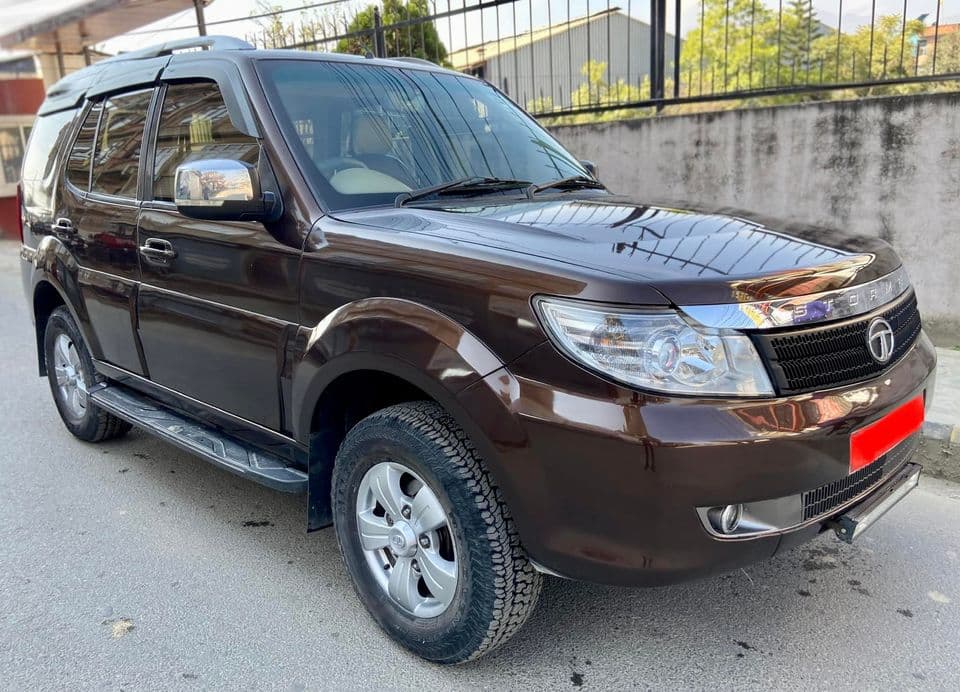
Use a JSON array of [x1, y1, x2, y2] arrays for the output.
[[173, 159, 277, 221]]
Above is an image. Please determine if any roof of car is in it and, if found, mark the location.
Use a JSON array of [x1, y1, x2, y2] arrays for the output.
[[39, 34, 459, 116]]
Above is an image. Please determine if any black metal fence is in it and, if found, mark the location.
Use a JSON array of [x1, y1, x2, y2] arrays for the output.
[[145, 0, 960, 117]]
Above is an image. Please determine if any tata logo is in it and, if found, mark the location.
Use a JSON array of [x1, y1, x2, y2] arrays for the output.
[[866, 317, 895, 363]]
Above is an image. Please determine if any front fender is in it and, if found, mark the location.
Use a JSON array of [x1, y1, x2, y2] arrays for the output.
[[291, 297, 504, 442]]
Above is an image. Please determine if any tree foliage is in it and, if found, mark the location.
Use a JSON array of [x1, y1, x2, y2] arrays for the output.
[[336, 0, 448, 65]]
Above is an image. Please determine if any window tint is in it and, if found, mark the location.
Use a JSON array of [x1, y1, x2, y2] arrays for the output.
[[153, 82, 259, 202], [90, 89, 153, 198], [66, 102, 100, 190], [21, 109, 75, 211], [22, 110, 74, 183]]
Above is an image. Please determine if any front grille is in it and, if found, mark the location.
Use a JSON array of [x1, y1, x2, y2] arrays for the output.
[[801, 433, 920, 521], [753, 292, 921, 395]]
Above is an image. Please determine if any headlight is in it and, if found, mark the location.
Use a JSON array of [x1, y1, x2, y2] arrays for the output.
[[534, 297, 774, 396]]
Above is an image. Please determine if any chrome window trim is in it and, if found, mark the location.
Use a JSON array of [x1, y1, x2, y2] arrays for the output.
[[679, 266, 912, 331]]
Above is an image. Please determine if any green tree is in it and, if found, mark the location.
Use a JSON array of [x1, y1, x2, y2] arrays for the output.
[[336, 0, 448, 65], [530, 60, 663, 123], [680, 0, 779, 95], [836, 14, 926, 80], [928, 31, 960, 74], [779, 0, 817, 81]]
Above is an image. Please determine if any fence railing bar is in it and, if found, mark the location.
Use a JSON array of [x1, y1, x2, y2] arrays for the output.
[[836, 0, 843, 82], [776, 0, 784, 87], [932, 0, 942, 74], [534, 70, 960, 118], [899, 0, 908, 74], [673, 0, 681, 98]]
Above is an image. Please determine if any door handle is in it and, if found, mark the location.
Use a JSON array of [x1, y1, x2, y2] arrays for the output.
[[139, 238, 177, 261], [52, 217, 75, 238]]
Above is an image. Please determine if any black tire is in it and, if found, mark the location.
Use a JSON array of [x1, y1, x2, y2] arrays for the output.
[[44, 306, 131, 443], [332, 401, 542, 664]]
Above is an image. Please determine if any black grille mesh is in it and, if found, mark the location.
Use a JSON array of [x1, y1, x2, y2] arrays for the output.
[[802, 433, 920, 521], [754, 292, 921, 395]]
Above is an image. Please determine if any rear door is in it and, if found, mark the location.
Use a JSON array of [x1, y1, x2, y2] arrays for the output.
[[136, 80, 301, 431], [58, 89, 155, 375]]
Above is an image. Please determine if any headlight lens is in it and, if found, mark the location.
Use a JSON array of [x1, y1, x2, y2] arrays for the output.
[[535, 298, 774, 396]]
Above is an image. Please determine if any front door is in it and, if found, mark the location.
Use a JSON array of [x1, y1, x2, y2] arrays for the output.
[[136, 81, 301, 431]]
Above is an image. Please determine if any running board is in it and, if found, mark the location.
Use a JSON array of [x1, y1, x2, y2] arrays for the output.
[[89, 384, 307, 493]]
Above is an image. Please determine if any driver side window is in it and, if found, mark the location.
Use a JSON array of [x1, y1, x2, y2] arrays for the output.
[[152, 82, 259, 202]]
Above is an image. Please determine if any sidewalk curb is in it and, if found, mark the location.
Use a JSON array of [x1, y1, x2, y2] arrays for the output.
[[919, 423, 960, 484]]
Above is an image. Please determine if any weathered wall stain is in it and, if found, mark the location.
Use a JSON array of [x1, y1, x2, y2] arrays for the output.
[[549, 92, 960, 343]]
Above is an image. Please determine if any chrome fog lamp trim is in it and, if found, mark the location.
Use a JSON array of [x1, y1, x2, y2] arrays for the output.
[[680, 266, 911, 331], [698, 493, 804, 539]]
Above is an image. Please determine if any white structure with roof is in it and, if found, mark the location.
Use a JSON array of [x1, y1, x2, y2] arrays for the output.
[[449, 8, 678, 110]]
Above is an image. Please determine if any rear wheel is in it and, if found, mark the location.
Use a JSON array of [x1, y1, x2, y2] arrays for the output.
[[332, 401, 542, 663], [44, 306, 131, 442]]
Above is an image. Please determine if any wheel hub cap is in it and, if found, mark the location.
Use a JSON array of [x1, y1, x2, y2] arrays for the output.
[[388, 521, 418, 557], [356, 461, 459, 618]]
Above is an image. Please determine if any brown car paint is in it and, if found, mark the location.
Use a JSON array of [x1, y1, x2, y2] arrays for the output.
[[20, 49, 936, 588]]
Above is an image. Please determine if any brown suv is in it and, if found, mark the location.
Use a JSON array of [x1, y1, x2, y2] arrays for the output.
[[19, 37, 935, 663]]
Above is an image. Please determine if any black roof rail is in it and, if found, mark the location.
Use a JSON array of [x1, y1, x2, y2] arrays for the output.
[[38, 35, 255, 116], [100, 35, 254, 64]]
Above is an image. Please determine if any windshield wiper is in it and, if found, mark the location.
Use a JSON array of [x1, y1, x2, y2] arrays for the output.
[[395, 177, 531, 207], [527, 175, 607, 196]]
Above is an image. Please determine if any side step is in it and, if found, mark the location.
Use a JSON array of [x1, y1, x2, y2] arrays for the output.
[[89, 384, 308, 493]]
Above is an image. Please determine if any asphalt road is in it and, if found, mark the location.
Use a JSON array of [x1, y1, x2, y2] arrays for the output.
[[2, 242, 959, 690]]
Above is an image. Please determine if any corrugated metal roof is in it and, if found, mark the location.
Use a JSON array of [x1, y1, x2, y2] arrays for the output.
[[0, 0, 205, 54], [448, 7, 640, 70]]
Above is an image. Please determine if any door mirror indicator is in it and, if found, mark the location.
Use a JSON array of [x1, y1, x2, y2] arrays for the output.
[[173, 159, 279, 221]]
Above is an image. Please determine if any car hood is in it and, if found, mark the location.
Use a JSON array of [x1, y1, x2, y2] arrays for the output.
[[339, 196, 902, 306]]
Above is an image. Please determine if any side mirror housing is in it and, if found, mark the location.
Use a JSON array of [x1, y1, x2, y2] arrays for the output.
[[580, 160, 599, 179], [174, 159, 279, 221]]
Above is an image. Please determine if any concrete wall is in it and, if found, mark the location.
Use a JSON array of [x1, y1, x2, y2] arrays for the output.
[[548, 92, 960, 345]]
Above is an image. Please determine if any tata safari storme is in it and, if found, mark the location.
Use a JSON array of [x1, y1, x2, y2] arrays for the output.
[[19, 37, 934, 663]]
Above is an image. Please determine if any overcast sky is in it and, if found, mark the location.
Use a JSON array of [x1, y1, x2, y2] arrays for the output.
[[96, 0, 960, 55]]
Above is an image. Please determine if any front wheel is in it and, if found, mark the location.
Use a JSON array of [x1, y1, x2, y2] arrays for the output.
[[332, 401, 542, 664]]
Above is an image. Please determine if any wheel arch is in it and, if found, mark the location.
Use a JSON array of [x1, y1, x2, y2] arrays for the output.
[[294, 298, 510, 530], [26, 237, 96, 376]]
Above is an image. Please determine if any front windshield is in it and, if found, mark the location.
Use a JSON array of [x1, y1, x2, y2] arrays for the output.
[[256, 59, 588, 211]]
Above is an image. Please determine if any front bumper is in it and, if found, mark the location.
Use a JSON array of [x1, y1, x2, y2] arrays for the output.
[[458, 330, 937, 586]]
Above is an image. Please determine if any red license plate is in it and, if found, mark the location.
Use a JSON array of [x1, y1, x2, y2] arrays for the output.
[[849, 395, 924, 473]]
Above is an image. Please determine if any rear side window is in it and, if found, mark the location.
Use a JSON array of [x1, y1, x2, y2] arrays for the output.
[[90, 89, 154, 198], [153, 82, 259, 202], [22, 109, 74, 183], [66, 102, 101, 190], [21, 109, 75, 211]]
